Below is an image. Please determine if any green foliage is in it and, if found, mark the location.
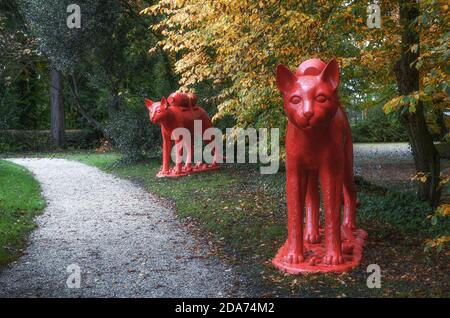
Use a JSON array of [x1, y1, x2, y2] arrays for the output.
[[0, 63, 50, 130], [358, 190, 448, 237], [351, 107, 409, 143], [105, 104, 161, 163], [0, 0, 36, 69], [20, 0, 120, 73], [85, 4, 171, 99], [0, 160, 45, 265], [0, 1, 50, 130]]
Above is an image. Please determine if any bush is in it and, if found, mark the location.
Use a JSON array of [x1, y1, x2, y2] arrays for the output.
[[351, 107, 408, 143], [0, 129, 100, 153], [358, 190, 449, 238], [105, 105, 161, 163]]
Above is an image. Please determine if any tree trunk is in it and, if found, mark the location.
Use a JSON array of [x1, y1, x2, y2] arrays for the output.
[[107, 83, 121, 118], [434, 108, 447, 140], [50, 66, 65, 147], [394, 0, 441, 206], [161, 51, 177, 91]]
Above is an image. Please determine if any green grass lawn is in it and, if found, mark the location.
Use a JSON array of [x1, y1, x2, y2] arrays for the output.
[[53, 151, 448, 297], [0, 160, 45, 266]]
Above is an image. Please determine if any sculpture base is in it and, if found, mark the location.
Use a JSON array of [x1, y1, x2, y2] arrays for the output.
[[156, 164, 220, 178], [272, 228, 367, 274]]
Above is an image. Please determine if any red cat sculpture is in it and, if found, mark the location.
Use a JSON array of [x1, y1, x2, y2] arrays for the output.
[[145, 92, 219, 178], [272, 58, 367, 273]]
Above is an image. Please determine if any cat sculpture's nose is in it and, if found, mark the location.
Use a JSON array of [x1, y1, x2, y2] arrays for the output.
[[304, 110, 314, 119]]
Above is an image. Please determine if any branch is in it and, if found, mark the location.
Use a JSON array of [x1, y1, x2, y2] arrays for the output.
[[68, 74, 106, 135]]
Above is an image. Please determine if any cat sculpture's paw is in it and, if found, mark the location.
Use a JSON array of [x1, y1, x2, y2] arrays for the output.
[[305, 232, 320, 244], [323, 252, 344, 265], [283, 250, 304, 264]]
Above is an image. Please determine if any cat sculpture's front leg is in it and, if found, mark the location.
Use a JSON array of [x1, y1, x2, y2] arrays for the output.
[[284, 157, 307, 264], [161, 129, 171, 174], [320, 162, 344, 265], [305, 171, 320, 244], [343, 136, 357, 232]]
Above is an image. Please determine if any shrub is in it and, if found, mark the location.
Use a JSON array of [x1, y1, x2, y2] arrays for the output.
[[351, 107, 408, 143], [105, 105, 161, 163], [358, 190, 449, 238]]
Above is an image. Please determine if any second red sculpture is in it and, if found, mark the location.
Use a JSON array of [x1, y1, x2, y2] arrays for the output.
[[273, 58, 367, 273], [145, 92, 220, 178]]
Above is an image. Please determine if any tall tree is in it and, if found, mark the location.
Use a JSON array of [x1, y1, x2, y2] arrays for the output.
[[20, 0, 121, 136], [393, 0, 440, 205]]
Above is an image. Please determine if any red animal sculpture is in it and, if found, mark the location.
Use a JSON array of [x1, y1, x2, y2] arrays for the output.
[[272, 58, 367, 273], [145, 92, 219, 177]]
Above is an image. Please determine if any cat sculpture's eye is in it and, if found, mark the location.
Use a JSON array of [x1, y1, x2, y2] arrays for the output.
[[290, 96, 301, 104], [316, 94, 327, 103]]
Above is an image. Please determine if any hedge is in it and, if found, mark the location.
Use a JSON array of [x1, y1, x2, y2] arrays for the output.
[[0, 130, 101, 153]]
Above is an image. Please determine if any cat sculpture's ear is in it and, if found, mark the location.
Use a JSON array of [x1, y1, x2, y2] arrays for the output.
[[320, 58, 340, 91], [276, 65, 297, 94], [161, 97, 168, 109], [145, 99, 153, 109]]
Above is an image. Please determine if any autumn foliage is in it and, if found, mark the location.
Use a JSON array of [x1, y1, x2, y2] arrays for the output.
[[143, 1, 376, 130]]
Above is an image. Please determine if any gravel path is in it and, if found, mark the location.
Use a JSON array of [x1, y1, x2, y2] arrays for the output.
[[354, 142, 413, 164], [0, 158, 245, 298]]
